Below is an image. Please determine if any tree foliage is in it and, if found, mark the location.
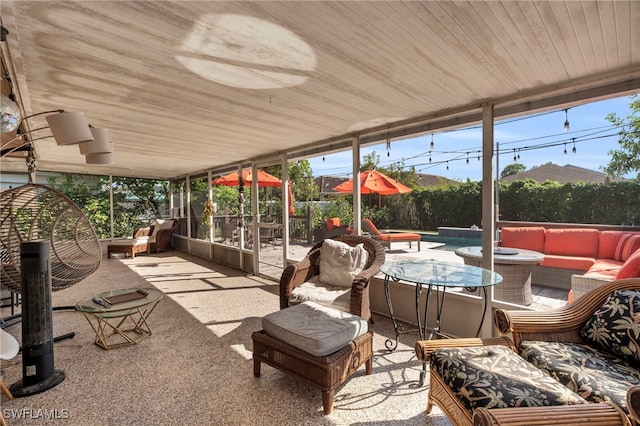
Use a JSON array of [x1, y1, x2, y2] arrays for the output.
[[500, 163, 526, 178], [604, 95, 640, 179]]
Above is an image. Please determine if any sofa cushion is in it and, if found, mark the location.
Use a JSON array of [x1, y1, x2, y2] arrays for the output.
[[262, 301, 368, 357], [539, 255, 595, 271], [581, 289, 640, 365], [501, 227, 545, 252], [430, 345, 587, 413], [288, 276, 351, 311], [583, 259, 624, 280], [519, 340, 640, 414], [617, 250, 640, 279], [544, 228, 599, 257], [615, 234, 640, 262], [599, 231, 628, 259], [319, 238, 368, 288]]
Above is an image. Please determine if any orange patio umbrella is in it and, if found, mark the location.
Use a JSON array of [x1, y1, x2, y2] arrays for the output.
[[213, 168, 294, 215], [213, 168, 282, 187], [333, 169, 412, 195], [333, 169, 412, 207]]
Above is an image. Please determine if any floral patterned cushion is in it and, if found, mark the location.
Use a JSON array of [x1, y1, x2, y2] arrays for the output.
[[519, 340, 640, 414], [430, 345, 587, 413], [581, 289, 640, 365]]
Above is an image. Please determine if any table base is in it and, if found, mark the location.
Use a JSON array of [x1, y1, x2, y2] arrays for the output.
[[79, 301, 160, 349]]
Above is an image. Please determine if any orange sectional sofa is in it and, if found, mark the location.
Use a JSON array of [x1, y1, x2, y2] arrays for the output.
[[500, 226, 640, 291]]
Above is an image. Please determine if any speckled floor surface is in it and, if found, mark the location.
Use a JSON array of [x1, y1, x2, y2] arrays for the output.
[[1, 251, 451, 426]]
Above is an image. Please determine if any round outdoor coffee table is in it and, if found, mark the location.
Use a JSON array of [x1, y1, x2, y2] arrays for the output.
[[455, 246, 544, 306], [75, 288, 163, 349]]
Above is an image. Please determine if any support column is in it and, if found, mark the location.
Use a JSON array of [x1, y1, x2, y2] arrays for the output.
[[352, 136, 361, 235], [481, 103, 495, 338]]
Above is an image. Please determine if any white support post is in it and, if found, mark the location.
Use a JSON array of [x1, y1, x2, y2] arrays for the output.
[[352, 136, 361, 235], [481, 103, 495, 337], [252, 164, 260, 275], [281, 155, 290, 268]]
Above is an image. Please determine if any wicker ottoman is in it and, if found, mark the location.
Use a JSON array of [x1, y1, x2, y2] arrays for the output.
[[252, 302, 373, 414], [107, 239, 148, 259]]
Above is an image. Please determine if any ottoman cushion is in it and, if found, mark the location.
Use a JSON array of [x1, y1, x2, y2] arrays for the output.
[[262, 301, 368, 357], [110, 239, 146, 247], [430, 345, 587, 412]]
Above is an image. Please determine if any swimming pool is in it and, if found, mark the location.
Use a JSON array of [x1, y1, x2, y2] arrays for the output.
[[420, 234, 482, 251]]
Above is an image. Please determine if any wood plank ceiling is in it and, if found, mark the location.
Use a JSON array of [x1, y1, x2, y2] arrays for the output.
[[1, 1, 639, 179]]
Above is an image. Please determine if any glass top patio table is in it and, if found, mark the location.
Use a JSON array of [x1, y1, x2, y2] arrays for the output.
[[380, 260, 502, 386], [380, 259, 503, 288]]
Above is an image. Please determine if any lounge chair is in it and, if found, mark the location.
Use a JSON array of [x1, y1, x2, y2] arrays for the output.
[[361, 218, 421, 251]]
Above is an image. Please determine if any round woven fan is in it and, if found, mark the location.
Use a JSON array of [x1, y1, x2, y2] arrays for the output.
[[0, 183, 102, 293]]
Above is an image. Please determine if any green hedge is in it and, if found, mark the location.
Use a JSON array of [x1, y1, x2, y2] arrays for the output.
[[409, 179, 640, 231]]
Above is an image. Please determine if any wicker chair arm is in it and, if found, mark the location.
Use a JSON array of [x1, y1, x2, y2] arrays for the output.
[[628, 385, 640, 424], [133, 226, 151, 238], [414, 337, 514, 362], [154, 228, 173, 247], [473, 403, 630, 426], [496, 278, 640, 334], [279, 258, 314, 309]]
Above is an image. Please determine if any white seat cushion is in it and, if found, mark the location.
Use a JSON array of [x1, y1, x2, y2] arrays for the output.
[[288, 276, 351, 312], [262, 301, 368, 357], [110, 239, 146, 247], [319, 239, 368, 288]]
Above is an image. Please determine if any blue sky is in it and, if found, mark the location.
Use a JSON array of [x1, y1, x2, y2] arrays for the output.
[[308, 93, 638, 181]]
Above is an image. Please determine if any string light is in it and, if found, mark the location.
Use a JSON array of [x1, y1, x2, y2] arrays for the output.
[[571, 137, 576, 154], [513, 148, 517, 161], [430, 134, 434, 150], [466, 152, 469, 164], [563, 142, 567, 155], [446, 161, 449, 170], [477, 150, 480, 161], [386, 126, 391, 157], [322, 155, 325, 162], [517, 149, 520, 160], [429, 151, 432, 163], [563, 108, 570, 132]]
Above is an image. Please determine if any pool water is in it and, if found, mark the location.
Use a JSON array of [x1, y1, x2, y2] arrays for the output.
[[420, 235, 482, 252]]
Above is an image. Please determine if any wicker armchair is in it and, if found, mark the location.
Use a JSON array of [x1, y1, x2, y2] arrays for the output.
[[133, 219, 178, 254], [415, 278, 640, 426], [279, 235, 385, 321]]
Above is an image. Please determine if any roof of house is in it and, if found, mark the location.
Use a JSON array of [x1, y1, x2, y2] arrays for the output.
[[314, 176, 348, 194], [500, 163, 622, 184], [415, 173, 459, 187]]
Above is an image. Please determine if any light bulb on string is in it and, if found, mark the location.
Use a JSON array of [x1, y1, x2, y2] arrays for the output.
[[563, 108, 570, 132], [517, 149, 520, 160], [513, 149, 517, 161], [571, 138, 576, 154], [563, 142, 567, 155], [429, 151, 432, 163], [430, 134, 434, 150], [322, 155, 325, 162], [386, 126, 391, 157], [466, 152, 469, 164], [446, 161, 449, 171], [477, 151, 480, 161]]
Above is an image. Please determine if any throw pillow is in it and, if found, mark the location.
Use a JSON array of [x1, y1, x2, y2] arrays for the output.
[[614, 234, 640, 262], [319, 239, 368, 288], [581, 289, 640, 365], [617, 249, 640, 279]]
